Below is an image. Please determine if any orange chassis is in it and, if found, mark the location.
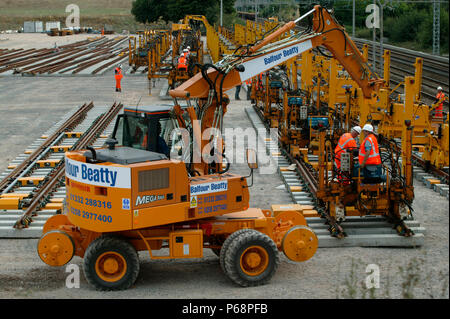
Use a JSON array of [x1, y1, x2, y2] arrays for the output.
[[38, 150, 317, 289]]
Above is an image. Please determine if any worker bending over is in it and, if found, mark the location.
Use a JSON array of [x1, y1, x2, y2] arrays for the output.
[[334, 126, 361, 170], [115, 64, 123, 92], [358, 124, 383, 182]]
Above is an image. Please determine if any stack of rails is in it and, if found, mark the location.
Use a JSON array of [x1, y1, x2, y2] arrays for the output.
[[0, 102, 123, 238], [245, 106, 426, 248], [0, 36, 129, 76]]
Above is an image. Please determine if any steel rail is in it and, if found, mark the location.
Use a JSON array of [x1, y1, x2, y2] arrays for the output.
[[13, 102, 123, 229], [0, 102, 94, 193], [252, 104, 347, 237], [27, 47, 115, 74]]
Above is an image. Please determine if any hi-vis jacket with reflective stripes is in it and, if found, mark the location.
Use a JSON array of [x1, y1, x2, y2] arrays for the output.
[[359, 133, 381, 165], [178, 55, 187, 69], [435, 91, 445, 117], [334, 133, 358, 168]]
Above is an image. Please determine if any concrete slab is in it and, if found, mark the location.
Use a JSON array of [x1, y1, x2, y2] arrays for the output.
[[316, 233, 425, 247], [425, 178, 442, 188]]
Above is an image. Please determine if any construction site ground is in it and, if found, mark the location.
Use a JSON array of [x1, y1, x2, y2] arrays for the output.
[[0, 64, 448, 299], [0, 33, 122, 50]]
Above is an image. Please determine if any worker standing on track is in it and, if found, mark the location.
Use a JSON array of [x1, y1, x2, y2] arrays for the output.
[[334, 126, 361, 170], [359, 124, 382, 180], [434, 86, 446, 119], [115, 64, 123, 92]]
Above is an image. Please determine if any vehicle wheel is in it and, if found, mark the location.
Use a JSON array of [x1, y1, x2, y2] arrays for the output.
[[83, 235, 140, 291], [219, 229, 254, 273], [223, 229, 280, 287]]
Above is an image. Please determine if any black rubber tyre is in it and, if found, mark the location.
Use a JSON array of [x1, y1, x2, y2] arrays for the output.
[[83, 235, 140, 291], [223, 229, 280, 287], [219, 229, 255, 273]]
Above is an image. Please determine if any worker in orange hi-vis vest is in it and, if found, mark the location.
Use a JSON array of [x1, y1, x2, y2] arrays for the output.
[[178, 53, 188, 71], [115, 64, 123, 92], [358, 123, 382, 181], [434, 86, 446, 119], [334, 126, 361, 170]]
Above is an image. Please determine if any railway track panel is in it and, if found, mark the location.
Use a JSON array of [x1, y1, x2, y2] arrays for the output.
[[353, 39, 449, 109], [0, 102, 123, 238], [390, 137, 448, 192], [245, 105, 425, 248], [0, 36, 129, 77]]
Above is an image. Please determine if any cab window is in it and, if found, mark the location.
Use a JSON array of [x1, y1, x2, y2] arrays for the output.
[[113, 114, 172, 157]]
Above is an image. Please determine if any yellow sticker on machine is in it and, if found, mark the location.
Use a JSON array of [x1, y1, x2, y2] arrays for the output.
[[190, 196, 197, 208]]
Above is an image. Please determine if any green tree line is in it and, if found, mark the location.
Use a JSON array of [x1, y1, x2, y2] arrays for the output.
[[298, 0, 449, 54], [131, 0, 236, 25], [131, 0, 448, 54]]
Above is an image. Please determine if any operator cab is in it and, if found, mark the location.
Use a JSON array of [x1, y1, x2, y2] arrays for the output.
[[112, 104, 186, 158]]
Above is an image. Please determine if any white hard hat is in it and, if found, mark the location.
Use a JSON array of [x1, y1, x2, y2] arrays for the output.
[[351, 126, 361, 134], [362, 124, 374, 133], [437, 86, 443, 91], [118, 64, 122, 69], [187, 46, 191, 49]]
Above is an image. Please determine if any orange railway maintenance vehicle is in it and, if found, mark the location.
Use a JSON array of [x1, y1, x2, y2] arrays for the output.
[[37, 104, 319, 290], [37, 5, 395, 290]]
